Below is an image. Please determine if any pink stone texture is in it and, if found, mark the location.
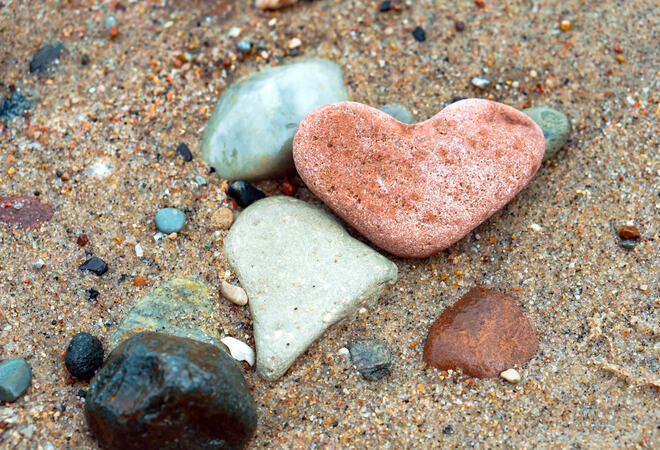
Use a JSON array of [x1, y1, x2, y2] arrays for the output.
[[292, 99, 545, 258]]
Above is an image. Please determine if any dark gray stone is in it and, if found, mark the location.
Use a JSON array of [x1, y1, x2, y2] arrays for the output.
[[30, 44, 65, 73], [79, 256, 108, 276], [85, 332, 257, 450], [349, 339, 392, 381]]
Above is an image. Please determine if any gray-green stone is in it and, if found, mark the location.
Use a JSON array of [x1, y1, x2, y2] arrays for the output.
[[224, 196, 398, 380], [0, 358, 32, 402], [155, 208, 185, 234], [380, 103, 414, 124], [523, 105, 571, 161], [201, 59, 349, 181], [110, 278, 221, 350]]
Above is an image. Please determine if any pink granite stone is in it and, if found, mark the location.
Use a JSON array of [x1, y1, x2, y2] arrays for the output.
[[292, 99, 545, 258]]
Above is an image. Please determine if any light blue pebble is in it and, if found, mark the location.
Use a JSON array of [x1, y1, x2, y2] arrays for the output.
[[0, 358, 32, 402], [195, 175, 207, 186], [380, 103, 414, 124], [155, 208, 185, 234], [523, 105, 571, 161], [104, 16, 117, 31]]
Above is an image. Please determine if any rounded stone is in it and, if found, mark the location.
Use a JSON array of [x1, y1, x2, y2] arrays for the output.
[[85, 332, 257, 450], [0, 358, 32, 402], [380, 103, 414, 124], [523, 105, 571, 161], [423, 286, 538, 378], [210, 207, 234, 230], [155, 208, 185, 234], [65, 332, 104, 381]]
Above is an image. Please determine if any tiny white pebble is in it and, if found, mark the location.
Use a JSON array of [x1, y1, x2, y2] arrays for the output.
[[338, 347, 350, 356], [268, 18, 277, 26], [228, 27, 241, 38], [500, 368, 521, 384], [529, 70, 538, 79], [221, 337, 255, 366], [134, 243, 143, 258], [221, 280, 248, 306], [153, 232, 165, 241], [639, 285, 648, 291], [358, 307, 368, 315], [288, 38, 302, 49], [529, 223, 542, 232]]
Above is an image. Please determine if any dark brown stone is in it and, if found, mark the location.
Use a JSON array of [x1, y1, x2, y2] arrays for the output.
[[85, 332, 257, 450], [618, 225, 641, 240], [423, 286, 538, 378], [0, 196, 53, 228]]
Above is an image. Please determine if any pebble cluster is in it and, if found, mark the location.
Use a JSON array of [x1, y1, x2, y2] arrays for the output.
[[0, 0, 656, 448]]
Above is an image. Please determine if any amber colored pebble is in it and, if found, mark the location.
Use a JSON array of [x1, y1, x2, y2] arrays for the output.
[[618, 226, 641, 240], [279, 180, 297, 196], [77, 234, 89, 246], [423, 286, 538, 378], [474, 0, 485, 7], [109, 26, 119, 39], [133, 276, 147, 287]]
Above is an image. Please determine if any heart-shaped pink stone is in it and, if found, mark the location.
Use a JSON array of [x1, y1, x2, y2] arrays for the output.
[[292, 99, 545, 258]]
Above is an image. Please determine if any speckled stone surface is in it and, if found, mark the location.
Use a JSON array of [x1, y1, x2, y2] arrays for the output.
[[293, 100, 545, 258], [423, 286, 539, 378], [224, 196, 398, 380], [110, 278, 221, 350]]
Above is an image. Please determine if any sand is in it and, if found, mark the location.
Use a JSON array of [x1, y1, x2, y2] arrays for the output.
[[0, 0, 658, 447]]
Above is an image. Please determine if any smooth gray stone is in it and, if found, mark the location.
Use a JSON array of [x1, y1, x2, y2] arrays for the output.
[[350, 338, 392, 381], [110, 278, 221, 351], [380, 103, 413, 124], [224, 197, 398, 380], [0, 358, 32, 402], [201, 59, 349, 181], [523, 105, 571, 161]]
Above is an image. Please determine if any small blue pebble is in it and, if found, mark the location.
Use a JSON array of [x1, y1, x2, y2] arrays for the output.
[[0, 358, 32, 402], [155, 208, 185, 234], [195, 175, 207, 186], [236, 41, 252, 53], [104, 15, 117, 31]]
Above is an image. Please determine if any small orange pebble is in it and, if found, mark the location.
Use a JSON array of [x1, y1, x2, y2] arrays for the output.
[[133, 276, 147, 287], [109, 25, 119, 39], [474, 0, 485, 7], [466, 378, 473, 385], [613, 45, 624, 54], [560, 20, 571, 31], [616, 54, 624, 63], [279, 180, 297, 196]]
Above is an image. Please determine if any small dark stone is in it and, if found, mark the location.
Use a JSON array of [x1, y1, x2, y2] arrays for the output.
[[85, 332, 257, 450], [77, 389, 87, 398], [29, 44, 65, 73], [412, 26, 426, 42], [620, 239, 636, 250], [349, 338, 392, 381], [379, 0, 392, 11], [443, 425, 454, 435], [0, 196, 54, 228], [86, 289, 100, 301], [0, 92, 33, 123], [79, 257, 108, 276], [77, 233, 89, 246], [227, 181, 266, 208], [175, 143, 193, 162], [455, 20, 465, 31], [65, 332, 104, 381], [81, 54, 89, 65], [450, 96, 467, 104]]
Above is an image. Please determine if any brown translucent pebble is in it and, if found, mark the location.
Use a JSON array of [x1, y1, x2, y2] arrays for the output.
[[618, 225, 641, 240], [0, 196, 54, 228], [423, 286, 539, 378], [293, 100, 545, 258]]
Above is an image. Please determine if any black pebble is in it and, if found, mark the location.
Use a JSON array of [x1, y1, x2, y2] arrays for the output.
[[175, 143, 193, 162], [620, 239, 636, 250], [412, 26, 426, 42], [450, 96, 467, 104], [81, 54, 89, 66], [380, 1, 392, 11], [29, 44, 65, 73], [443, 425, 454, 435], [79, 257, 108, 276], [65, 332, 104, 381], [86, 288, 99, 301], [227, 181, 266, 208]]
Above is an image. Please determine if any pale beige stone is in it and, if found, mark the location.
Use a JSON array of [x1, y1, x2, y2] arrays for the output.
[[221, 280, 248, 306], [256, 0, 298, 10]]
